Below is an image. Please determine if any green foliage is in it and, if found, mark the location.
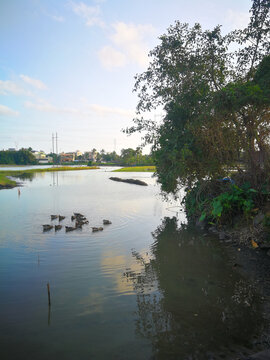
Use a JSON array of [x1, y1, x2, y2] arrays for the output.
[[211, 185, 257, 220], [0, 149, 37, 165], [184, 181, 259, 225], [126, 1, 270, 196]]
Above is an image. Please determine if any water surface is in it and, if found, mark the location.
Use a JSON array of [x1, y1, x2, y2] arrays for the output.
[[0, 168, 265, 359]]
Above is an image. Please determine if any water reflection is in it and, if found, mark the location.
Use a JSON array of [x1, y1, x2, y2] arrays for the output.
[[124, 217, 264, 359], [13, 172, 35, 181]]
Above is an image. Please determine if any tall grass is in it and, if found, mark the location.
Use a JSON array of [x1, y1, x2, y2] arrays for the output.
[[113, 166, 156, 172]]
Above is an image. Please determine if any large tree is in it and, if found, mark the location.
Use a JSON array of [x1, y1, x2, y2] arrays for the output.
[[126, 0, 270, 196]]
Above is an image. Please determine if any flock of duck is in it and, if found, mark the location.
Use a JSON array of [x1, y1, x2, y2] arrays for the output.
[[42, 213, 112, 233]]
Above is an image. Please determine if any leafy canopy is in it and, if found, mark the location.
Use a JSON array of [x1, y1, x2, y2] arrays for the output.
[[126, 0, 270, 196]]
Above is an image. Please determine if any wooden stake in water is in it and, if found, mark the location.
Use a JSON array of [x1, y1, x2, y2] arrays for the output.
[[47, 282, 51, 307]]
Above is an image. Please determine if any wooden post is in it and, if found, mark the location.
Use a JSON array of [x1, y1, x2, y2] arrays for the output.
[[47, 282, 51, 307]]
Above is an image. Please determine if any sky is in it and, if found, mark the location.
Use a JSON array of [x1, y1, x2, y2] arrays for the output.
[[0, 0, 251, 154]]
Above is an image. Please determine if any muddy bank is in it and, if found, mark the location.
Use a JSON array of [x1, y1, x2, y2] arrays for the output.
[[208, 229, 270, 359]]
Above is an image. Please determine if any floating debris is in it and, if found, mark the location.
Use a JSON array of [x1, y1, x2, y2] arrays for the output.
[[109, 177, 148, 186]]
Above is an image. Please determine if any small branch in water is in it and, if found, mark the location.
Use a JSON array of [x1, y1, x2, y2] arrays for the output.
[[47, 282, 51, 307]]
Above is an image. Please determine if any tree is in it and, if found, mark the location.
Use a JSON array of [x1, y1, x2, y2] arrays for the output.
[[126, 0, 270, 196], [0, 149, 37, 165]]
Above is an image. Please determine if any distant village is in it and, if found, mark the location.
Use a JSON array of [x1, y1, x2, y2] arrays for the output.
[[1, 147, 153, 166], [31, 149, 98, 164]]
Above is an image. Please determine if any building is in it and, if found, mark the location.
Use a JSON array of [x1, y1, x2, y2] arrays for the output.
[[60, 152, 75, 162], [85, 150, 97, 162], [76, 150, 83, 158], [33, 151, 46, 160], [38, 156, 53, 164]]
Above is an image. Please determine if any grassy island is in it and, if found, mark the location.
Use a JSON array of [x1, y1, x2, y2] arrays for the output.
[[113, 166, 156, 172], [0, 166, 99, 189]]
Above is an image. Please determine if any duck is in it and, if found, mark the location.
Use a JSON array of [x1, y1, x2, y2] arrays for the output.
[[74, 212, 83, 217], [71, 215, 76, 221], [51, 215, 58, 220], [103, 219, 112, 225], [75, 222, 82, 229], [92, 227, 103, 232], [65, 226, 76, 232], [43, 224, 53, 231], [76, 215, 86, 221], [55, 225, 62, 231], [58, 215, 65, 221]]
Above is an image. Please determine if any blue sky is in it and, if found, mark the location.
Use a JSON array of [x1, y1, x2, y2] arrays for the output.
[[0, 0, 251, 153]]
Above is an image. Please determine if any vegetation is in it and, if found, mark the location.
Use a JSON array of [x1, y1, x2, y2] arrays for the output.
[[0, 149, 37, 165], [0, 173, 17, 188], [126, 0, 270, 227], [114, 166, 156, 172], [87, 148, 154, 166], [0, 166, 99, 189]]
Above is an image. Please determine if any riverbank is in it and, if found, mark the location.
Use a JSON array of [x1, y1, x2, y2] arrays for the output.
[[113, 166, 155, 172], [215, 229, 270, 358], [0, 166, 99, 189]]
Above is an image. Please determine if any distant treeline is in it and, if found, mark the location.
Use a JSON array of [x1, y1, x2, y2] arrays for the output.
[[91, 148, 154, 166], [0, 149, 37, 165]]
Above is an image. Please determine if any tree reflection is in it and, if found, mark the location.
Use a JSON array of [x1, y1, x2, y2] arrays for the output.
[[13, 172, 35, 182], [124, 217, 264, 359]]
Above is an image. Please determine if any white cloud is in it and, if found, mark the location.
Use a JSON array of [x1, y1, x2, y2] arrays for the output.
[[70, 1, 104, 27], [24, 99, 78, 114], [24, 99, 134, 118], [99, 22, 156, 69], [0, 80, 31, 96], [50, 15, 65, 22], [87, 103, 134, 117], [0, 104, 19, 117], [98, 46, 126, 69], [20, 75, 47, 90], [225, 9, 250, 30]]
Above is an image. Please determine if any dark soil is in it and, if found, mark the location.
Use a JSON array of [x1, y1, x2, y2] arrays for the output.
[[216, 235, 270, 359]]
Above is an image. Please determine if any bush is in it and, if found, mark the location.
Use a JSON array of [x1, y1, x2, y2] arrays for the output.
[[184, 181, 259, 225]]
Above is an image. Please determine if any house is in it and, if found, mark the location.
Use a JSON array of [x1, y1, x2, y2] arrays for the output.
[[38, 156, 53, 164], [60, 152, 75, 162], [33, 151, 46, 160]]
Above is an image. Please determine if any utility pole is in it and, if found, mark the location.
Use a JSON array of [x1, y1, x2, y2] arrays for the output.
[[56, 133, 58, 156], [52, 133, 55, 166]]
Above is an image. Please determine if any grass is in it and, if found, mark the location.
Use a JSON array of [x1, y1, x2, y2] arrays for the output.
[[0, 166, 99, 188], [0, 173, 17, 187], [113, 166, 156, 172]]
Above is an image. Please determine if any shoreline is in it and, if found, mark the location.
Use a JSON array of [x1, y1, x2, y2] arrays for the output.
[[0, 166, 99, 190], [218, 232, 270, 358]]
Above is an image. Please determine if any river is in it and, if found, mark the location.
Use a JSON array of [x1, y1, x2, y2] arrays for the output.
[[0, 167, 266, 359]]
